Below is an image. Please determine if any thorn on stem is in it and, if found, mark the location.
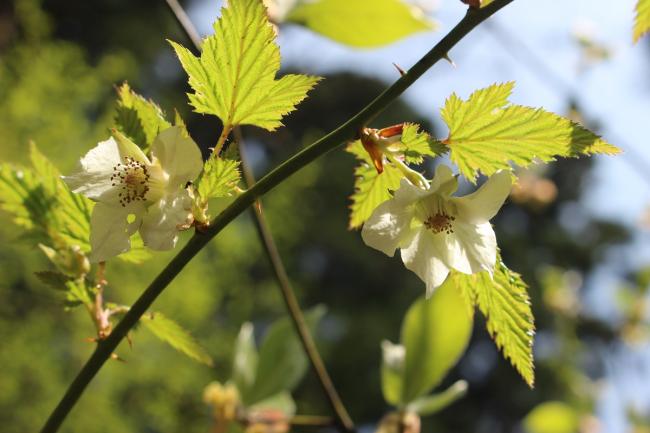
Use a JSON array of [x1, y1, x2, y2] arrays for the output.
[[443, 54, 457, 68], [392, 62, 407, 76]]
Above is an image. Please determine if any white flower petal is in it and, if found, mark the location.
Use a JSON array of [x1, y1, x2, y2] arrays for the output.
[[63, 137, 123, 202], [112, 130, 151, 165], [446, 221, 497, 275], [393, 178, 430, 205], [362, 197, 414, 257], [89, 202, 143, 263], [450, 170, 511, 223], [139, 189, 193, 250], [400, 227, 451, 295], [429, 164, 458, 196], [151, 126, 203, 188]]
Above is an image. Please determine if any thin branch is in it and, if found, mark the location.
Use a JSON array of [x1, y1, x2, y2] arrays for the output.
[[164, 3, 355, 427], [235, 128, 355, 432], [40, 2, 515, 432]]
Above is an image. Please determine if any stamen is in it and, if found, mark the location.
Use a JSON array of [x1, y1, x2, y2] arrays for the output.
[[424, 213, 455, 235], [111, 156, 150, 207]]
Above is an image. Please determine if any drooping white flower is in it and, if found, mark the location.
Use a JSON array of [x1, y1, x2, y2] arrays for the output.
[[361, 164, 512, 295], [64, 126, 203, 262]]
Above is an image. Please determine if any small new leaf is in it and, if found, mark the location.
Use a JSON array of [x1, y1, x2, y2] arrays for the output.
[[400, 123, 446, 164], [141, 312, 214, 366], [35, 270, 73, 291], [634, 0, 650, 42], [114, 83, 172, 152], [196, 156, 241, 201], [453, 259, 535, 387], [347, 141, 403, 229], [170, 0, 321, 130], [441, 82, 620, 181]]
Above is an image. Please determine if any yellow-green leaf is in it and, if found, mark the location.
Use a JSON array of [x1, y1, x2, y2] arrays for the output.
[[454, 259, 535, 387], [523, 401, 579, 433], [441, 82, 620, 182], [347, 140, 404, 229], [196, 156, 241, 201], [170, 0, 321, 130], [400, 123, 446, 164], [114, 82, 172, 152], [400, 280, 473, 403], [634, 0, 650, 43], [141, 312, 214, 366], [286, 0, 434, 48]]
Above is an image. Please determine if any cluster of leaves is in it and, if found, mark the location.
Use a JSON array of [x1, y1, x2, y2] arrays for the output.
[[209, 307, 325, 425], [348, 82, 618, 387], [380, 280, 472, 415]]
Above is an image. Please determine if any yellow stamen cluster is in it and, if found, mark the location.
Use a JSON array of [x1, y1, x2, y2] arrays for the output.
[[110, 157, 151, 207], [424, 213, 455, 234]]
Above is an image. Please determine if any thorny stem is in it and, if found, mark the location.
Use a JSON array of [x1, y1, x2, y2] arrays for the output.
[[235, 127, 355, 432], [165, 3, 353, 425], [40, 2, 515, 432]]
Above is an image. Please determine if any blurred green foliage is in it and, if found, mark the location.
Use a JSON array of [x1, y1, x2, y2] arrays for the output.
[[0, 1, 647, 433]]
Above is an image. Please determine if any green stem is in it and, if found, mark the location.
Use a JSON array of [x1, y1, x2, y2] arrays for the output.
[[235, 127, 355, 432], [39, 2, 514, 432], [166, 0, 355, 425]]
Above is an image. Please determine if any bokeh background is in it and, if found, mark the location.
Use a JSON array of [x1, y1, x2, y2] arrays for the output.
[[1, 0, 649, 432]]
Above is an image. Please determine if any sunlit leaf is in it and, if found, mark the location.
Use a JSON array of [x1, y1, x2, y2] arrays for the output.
[[114, 82, 172, 152], [400, 280, 473, 403], [196, 156, 241, 201], [347, 140, 403, 229], [441, 82, 620, 181], [286, 0, 434, 48], [406, 380, 468, 416], [141, 312, 214, 366], [399, 123, 446, 164], [170, 0, 321, 130], [634, 0, 650, 43], [523, 401, 579, 433], [454, 259, 535, 387]]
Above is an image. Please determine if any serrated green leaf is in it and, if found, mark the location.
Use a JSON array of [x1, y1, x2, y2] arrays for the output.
[[634, 0, 650, 42], [170, 0, 321, 131], [523, 401, 578, 433], [35, 270, 73, 291], [347, 140, 404, 229], [0, 144, 93, 252], [400, 280, 473, 403], [114, 82, 172, 152], [247, 306, 326, 405], [232, 322, 258, 397], [453, 260, 535, 387], [441, 82, 620, 181], [400, 123, 446, 164], [286, 0, 434, 48], [406, 380, 468, 416], [141, 312, 214, 366], [197, 156, 241, 201]]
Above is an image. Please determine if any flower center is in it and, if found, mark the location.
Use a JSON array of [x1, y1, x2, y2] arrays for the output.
[[110, 157, 151, 207], [424, 212, 455, 234]]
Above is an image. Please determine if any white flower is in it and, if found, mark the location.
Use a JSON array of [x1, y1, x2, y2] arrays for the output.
[[361, 165, 512, 295], [64, 126, 203, 262]]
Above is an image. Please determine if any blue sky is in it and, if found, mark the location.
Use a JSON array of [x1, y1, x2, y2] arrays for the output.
[[188, 1, 650, 431]]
